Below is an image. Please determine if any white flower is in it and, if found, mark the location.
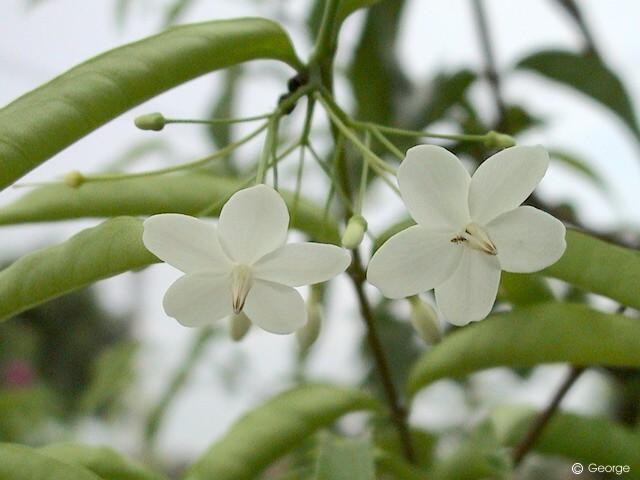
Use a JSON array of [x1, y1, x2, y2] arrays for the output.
[[142, 185, 351, 334], [367, 145, 566, 326]]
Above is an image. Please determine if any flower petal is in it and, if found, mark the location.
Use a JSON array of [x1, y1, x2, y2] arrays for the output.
[[367, 225, 463, 299], [143, 214, 231, 274], [468, 145, 549, 224], [398, 145, 471, 231], [162, 272, 233, 327], [253, 243, 351, 287], [243, 279, 306, 334], [435, 249, 501, 326], [217, 185, 289, 264], [486, 206, 566, 273]]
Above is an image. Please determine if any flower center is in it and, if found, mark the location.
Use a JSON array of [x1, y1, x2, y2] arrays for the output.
[[231, 265, 253, 314], [450, 222, 497, 256]]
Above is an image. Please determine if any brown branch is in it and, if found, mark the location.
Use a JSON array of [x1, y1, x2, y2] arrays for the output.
[[512, 365, 585, 466], [471, 0, 507, 127], [554, 0, 600, 58], [348, 249, 416, 463]]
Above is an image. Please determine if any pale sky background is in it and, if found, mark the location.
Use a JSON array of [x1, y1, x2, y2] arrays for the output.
[[1, 0, 639, 463]]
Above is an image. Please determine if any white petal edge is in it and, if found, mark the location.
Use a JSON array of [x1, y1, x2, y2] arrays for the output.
[[468, 145, 549, 224], [398, 145, 471, 231], [162, 272, 233, 328], [243, 279, 306, 334], [367, 225, 463, 299], [143, 214, 232, 274], [217, 185, 289, 264], [435, 249, 501, 326], [253, 242, 351, 287], [486, 206, 566, 273]]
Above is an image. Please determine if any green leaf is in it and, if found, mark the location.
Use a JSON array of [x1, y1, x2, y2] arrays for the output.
[[0, 174, 339, 243], [38, 443, 167, 480], [348, 0, 408, 123], [314, 435, 375, 480], [408, 303, 640, 396], [337, 0, 382, 26], [491, 405, 640, 471], [163, 0, 196, 26], [0, 18, 301, 190], [414, 70, 476, 128], [308, 0, 382, 50], [0, 217, 158, 322], [184, 385, 379, 480], [499, 272, 554, 307], [0, 443, 101, 480], [549, 149, 606, 191], [516, 50, 640, 138], [544, 230, 640, 310]]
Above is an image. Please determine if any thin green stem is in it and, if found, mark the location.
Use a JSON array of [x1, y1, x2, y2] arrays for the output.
[[357, 121, 489, 143], [84, 121, 269, 183], [164, 112, 271, 126], [369, 126, 404, 161], [271, 117, 281, 190], [311, 0, 340, 62], [292, 99, 316, 223], [355, 133, 370, 214], [196, 141, 301, 217], [307, 141, 353, 211], [255, 119, 277, 184], [317, 94, 400, 196]]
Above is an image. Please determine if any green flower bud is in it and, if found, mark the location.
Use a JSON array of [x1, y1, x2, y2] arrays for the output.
[[134, 112, 166, 131], [409, 296, 441, 344], [229, 312, 251, 342], [484, 130, 516, 149], [64, 170, 85, 188], [296, 302, 322, 353], [341, 215, 368, 249]]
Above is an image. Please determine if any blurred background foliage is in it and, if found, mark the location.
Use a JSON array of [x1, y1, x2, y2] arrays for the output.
[[2, 0, 640, 479]]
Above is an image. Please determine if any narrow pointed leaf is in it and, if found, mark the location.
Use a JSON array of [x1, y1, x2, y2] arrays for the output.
[[491, 406, 640, 471], [38, 443, 167, 480], [0, 443, 101, 480], [516, 50, 640, 138], [544, 230, 640, 310], [0, 18, 301, 189], [348, 0, 407, 123], [0, 217, 158, 322], [184, 385, 379, 480], [549, 149, 606, 190], [408, 303, 640, 396], [0, 174, 339, 243]]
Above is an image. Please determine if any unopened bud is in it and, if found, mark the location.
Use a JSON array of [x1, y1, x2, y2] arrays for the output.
[[409, 296, 441, 344], [484, 131, 516, 149], [64, 170, 85, 188], [134, 112, 166, 131], [341, 215, 368, 249], [296, 302, 322, 353], [229, 312, 251, 342]]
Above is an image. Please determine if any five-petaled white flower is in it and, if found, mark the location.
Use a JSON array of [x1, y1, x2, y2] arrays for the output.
[[367, 145, 566, 326], [143, 185, 351, 334]]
